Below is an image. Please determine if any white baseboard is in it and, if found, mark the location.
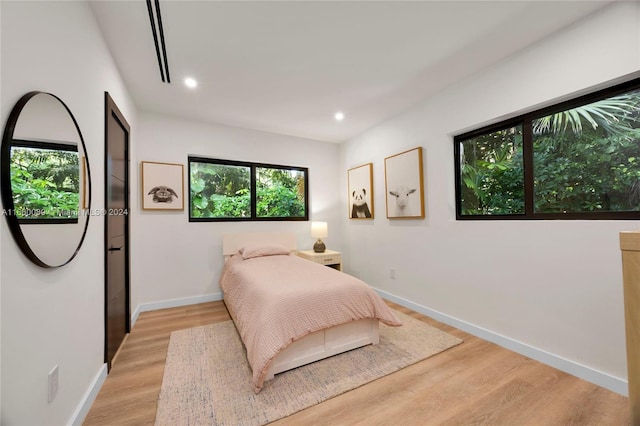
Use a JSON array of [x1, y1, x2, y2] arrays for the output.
[[67, 294, 224, 424], [131, 292, 224, 327], [73, 289, 626, 426], [374, 288, 628, 397], [68, 364, 108, 426]]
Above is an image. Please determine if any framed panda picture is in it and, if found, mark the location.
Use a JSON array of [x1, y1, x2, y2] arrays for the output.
[[141, 161, 184, 210], [347, 163, 374, 219]]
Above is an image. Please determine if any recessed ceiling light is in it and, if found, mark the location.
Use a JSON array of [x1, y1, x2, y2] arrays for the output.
[[184, 77, 197, 89], [334, 111, 345, 121]]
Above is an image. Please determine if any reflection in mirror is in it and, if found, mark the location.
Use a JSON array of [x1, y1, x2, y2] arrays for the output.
[[11, 140, 80, 223], [1, 91, 91, 268]]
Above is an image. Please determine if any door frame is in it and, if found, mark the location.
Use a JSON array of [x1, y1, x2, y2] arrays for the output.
[[104, 92, 131, 369]]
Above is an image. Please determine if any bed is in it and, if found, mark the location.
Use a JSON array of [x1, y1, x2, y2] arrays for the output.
[[220, 232, 402, 393]]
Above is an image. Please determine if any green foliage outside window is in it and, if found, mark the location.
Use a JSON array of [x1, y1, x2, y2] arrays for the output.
[[457, 83, 640, 218], [533, 91, 640, 213], [189, 158, 308, 221], [459, 126, 524, 215], [10, 145, 80, 220], [256, 167, 305, 218], [190, 163, 251, 218]]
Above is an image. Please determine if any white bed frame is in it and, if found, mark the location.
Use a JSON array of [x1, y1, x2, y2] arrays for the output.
[[222, 232, 379, 380]]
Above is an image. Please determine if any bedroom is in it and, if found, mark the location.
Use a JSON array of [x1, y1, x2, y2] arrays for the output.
[[1, 0, 639, 424]]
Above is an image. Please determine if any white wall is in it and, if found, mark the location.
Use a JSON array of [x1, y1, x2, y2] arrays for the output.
[[1, 1, 136, 424], [340, 1, 640, 394], [132, 112, 341, 311]]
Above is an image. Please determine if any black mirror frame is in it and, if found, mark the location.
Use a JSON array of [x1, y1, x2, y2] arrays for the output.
[[1, 91, 92, 268]]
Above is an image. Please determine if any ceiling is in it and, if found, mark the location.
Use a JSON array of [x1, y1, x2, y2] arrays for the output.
[[89, 1, 611, 143]]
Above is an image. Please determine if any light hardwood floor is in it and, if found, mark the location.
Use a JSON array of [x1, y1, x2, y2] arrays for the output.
[[83, 300, 630, 425]]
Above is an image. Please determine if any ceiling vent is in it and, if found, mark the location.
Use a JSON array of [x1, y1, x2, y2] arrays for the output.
[[146, 0, 171, 83]]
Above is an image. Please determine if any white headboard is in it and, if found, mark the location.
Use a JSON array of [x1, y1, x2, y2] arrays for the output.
[[222, 232, 298, 258]]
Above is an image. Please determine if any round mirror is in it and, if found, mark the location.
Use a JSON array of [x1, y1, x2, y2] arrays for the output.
[[1, 91, 92, 268]]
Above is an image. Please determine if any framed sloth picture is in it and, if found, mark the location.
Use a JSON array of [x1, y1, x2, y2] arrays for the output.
[[347, 163, 374, 219], [141, 161, 184, 210]]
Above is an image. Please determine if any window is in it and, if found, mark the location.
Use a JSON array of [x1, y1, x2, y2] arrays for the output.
[[188, 157, 308, 221], [256, 167, 307, 218], [455, 78, 640, 220], [457, 123, 524, 216], [10, 140, 80, 224]]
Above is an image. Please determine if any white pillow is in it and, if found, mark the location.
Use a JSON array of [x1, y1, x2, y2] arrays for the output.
[[240, 243, 291, 259]]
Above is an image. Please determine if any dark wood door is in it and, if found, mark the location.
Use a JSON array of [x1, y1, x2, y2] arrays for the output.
[[105, 92, 130, 370]]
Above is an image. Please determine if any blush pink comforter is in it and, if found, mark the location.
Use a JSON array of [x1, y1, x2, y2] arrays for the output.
[[219, 253, 402, 393]]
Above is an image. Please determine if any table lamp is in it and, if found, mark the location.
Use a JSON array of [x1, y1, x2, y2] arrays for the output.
[[311, 221, 328, 253]]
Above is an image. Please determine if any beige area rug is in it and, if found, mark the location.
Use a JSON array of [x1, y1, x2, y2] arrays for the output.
[[155, 310, 462, 426]]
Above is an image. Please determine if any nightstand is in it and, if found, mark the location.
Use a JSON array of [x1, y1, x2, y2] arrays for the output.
[[297, 250, 342, 271]]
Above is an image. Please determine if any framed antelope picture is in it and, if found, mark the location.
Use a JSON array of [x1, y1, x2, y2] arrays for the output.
[[384, 147, 425, 219], [348, 163, 374, 219], [141, 161, 184, 210]]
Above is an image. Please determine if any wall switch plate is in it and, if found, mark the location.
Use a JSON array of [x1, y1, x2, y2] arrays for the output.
[[48, 365, 59, 403], [390, 268, 396, 279]]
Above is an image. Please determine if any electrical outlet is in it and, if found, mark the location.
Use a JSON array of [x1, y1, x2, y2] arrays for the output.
[[390, 268, 396, 279], [48, 365, 59, 403]]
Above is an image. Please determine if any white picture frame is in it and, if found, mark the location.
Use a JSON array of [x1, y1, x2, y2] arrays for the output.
[[141, 161, 184, 210]]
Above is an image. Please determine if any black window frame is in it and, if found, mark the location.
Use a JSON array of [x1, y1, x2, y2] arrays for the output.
[[188, 156, 309, 222], [454, 77, 640, 221], [10, 139, 80, 225]]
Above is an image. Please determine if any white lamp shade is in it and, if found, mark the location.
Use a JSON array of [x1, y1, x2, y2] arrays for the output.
[[311, 221, 328, 238]]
